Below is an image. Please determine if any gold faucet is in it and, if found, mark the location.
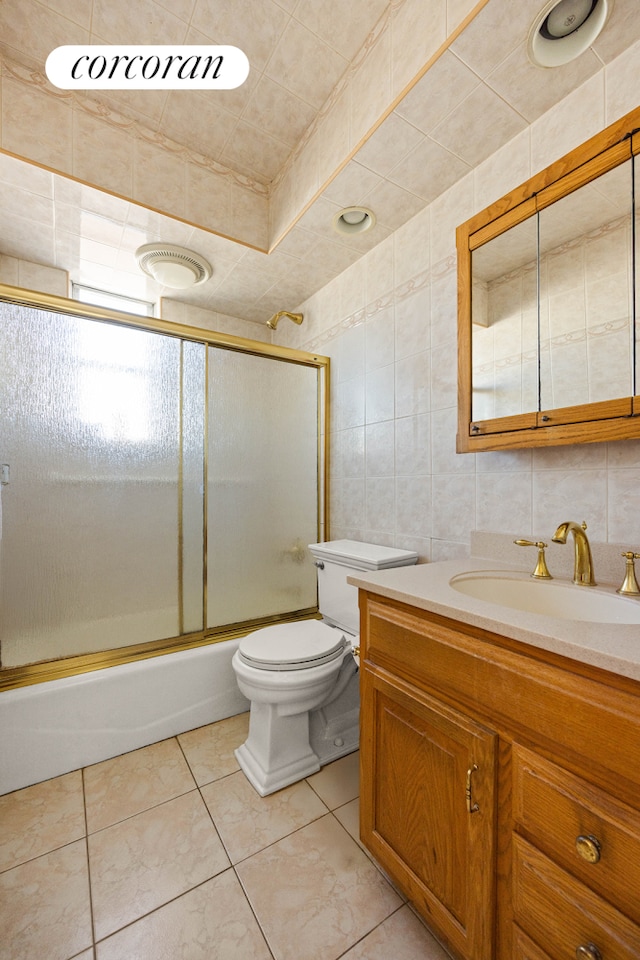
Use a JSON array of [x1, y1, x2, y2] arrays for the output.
[[551, 521, 596, 586]]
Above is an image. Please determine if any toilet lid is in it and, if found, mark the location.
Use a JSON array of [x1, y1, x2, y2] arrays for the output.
[[238, 620, 348, 671]]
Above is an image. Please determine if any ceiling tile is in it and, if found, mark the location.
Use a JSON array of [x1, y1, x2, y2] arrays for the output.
[[87, 89, 170, 129], [591, 0, 640, 62], [160, 92, 238, 160], [265, 18, 349, 110], [191, 0, 290, 73], [430, 84, 527, 167], [153, 0, 196, 25], [449, 0, 542, 78], [322, 161, 384, 208], [296, 196, 344, 241], [355, 114, 425, 176], [0, 0, 89, 67], [39, 0, 94, 30], [272, 226, 321, 261], [293, 0, 389, 61], [360, 178, 425, 231], [388, 137, 471, 203], [220, 121, 291, 181], [487, 42, 602, 124], [241, 76, 317, 147], [394, 51, 480, 133], [92, 0, 188, 45]]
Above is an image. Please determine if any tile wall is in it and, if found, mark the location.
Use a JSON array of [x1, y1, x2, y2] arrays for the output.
[[274, 39, 640, 562]]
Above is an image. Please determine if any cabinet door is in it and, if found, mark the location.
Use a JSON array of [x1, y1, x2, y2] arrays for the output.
[[360, 666, 497, 960]]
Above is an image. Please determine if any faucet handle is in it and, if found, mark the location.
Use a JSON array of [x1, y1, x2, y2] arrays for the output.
[[514, 539, 553, 580], [617, 552, 640, 597]]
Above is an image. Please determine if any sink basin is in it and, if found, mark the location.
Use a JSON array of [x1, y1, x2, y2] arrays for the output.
[[449, 572, 640, 624]]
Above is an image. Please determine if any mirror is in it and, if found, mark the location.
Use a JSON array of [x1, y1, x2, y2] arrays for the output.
[[457, 105, 640, 452], [538, 159, 633, 411]]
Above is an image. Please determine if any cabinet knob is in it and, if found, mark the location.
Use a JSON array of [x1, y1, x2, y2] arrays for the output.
[[576, 944, 602, 960], [575, 834, 601, 864]]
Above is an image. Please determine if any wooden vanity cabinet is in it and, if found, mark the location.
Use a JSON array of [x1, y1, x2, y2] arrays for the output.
[[358, 590, 640, 960], [361, 667, 497, 960]]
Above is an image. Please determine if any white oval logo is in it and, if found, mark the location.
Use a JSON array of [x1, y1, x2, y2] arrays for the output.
[[46, 45, 249, 90]]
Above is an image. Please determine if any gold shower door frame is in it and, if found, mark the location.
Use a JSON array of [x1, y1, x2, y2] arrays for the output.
[[0, 285, 330, 691]]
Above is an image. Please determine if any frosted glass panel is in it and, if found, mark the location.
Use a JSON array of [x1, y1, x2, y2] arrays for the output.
[[181, 341, 205, 633], [207, 349, 318, 627], [0, 304, 182, 666]]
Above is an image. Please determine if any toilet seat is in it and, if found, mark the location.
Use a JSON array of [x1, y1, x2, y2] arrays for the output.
[[238, 620, 348, 671]]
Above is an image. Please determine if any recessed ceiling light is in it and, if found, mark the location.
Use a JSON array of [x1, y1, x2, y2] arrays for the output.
[[528, 0, 612, 67], [332, 206, 376, 236], [135, 243, 212, 289]]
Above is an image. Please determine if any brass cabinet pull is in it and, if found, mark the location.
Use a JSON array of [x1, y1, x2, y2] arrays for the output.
[[575, 834, 602, 864], [466, 764, 479, 814], [576, 944, 602, 960]]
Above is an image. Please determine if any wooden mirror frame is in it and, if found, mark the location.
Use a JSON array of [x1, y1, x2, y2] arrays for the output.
[[457, 105, 640, 454]]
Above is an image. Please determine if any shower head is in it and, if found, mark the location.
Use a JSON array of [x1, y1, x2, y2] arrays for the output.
[[266, 311, 304, 330]]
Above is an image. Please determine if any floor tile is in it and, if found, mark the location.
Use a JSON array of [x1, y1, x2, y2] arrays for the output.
[[178, 712, 249, 786], [201, 769, 328, 863], [333, 797, 360, 844], [84, 738, 196, 833], [0, 840, 92, 960], [89, 790, 230, 940], [236, 813, 402, 960], [306, 749, 360, 809], [0, 771, 85, 872], [340, 904, 452, 959], [96, 870, 272, 960]]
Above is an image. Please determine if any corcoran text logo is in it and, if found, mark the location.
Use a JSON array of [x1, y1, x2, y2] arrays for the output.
[[46, 45, 249, 90]]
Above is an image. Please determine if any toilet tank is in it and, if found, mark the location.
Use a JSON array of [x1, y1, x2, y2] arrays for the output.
[[308, 540, 418, 635]]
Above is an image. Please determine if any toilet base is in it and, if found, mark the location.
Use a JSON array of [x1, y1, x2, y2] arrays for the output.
[[235, 657, 360, 796], [235, 706, 321, 796]]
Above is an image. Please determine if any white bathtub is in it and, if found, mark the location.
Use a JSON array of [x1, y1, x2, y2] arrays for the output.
[[0, 639, 249, 796]]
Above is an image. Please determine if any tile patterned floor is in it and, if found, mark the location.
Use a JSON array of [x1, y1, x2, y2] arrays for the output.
[[0, 712, 452, 960]]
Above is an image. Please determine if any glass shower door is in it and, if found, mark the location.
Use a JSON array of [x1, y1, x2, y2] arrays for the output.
[[0, 303, 194, 667], [0, 296, 324, 675], [206, 348, 319, 628]]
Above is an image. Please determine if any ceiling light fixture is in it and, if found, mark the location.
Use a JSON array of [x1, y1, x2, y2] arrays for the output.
[[135, 243, 212, 289], [528, 0, 611, 67], [332, 206, 376, 236]]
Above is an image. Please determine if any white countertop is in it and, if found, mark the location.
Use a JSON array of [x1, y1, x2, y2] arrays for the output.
[[348, 558, 640, 683]]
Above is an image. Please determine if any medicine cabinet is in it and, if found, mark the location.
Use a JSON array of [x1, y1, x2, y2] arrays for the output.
[[456, 105, 640, 453]]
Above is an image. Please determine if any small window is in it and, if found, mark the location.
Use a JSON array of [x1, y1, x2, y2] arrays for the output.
[[72, 283, 155, 317]]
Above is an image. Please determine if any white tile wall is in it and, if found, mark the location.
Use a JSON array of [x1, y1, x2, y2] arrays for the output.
[[277, 45, 640, 562]]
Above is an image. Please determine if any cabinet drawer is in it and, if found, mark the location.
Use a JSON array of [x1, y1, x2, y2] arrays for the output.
[[513, 835, 640, 959], [513, 926, 553, 960], [513, 745, 640, 924]]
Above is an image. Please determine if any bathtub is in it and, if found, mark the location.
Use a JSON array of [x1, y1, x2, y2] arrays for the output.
[[0, 639, 249, 796]]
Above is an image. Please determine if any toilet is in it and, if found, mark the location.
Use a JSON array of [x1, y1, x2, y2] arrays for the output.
[[232, 539, 418, 795]]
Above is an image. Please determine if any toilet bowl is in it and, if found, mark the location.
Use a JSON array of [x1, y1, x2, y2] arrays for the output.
[[232, 540, 418, 796]]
